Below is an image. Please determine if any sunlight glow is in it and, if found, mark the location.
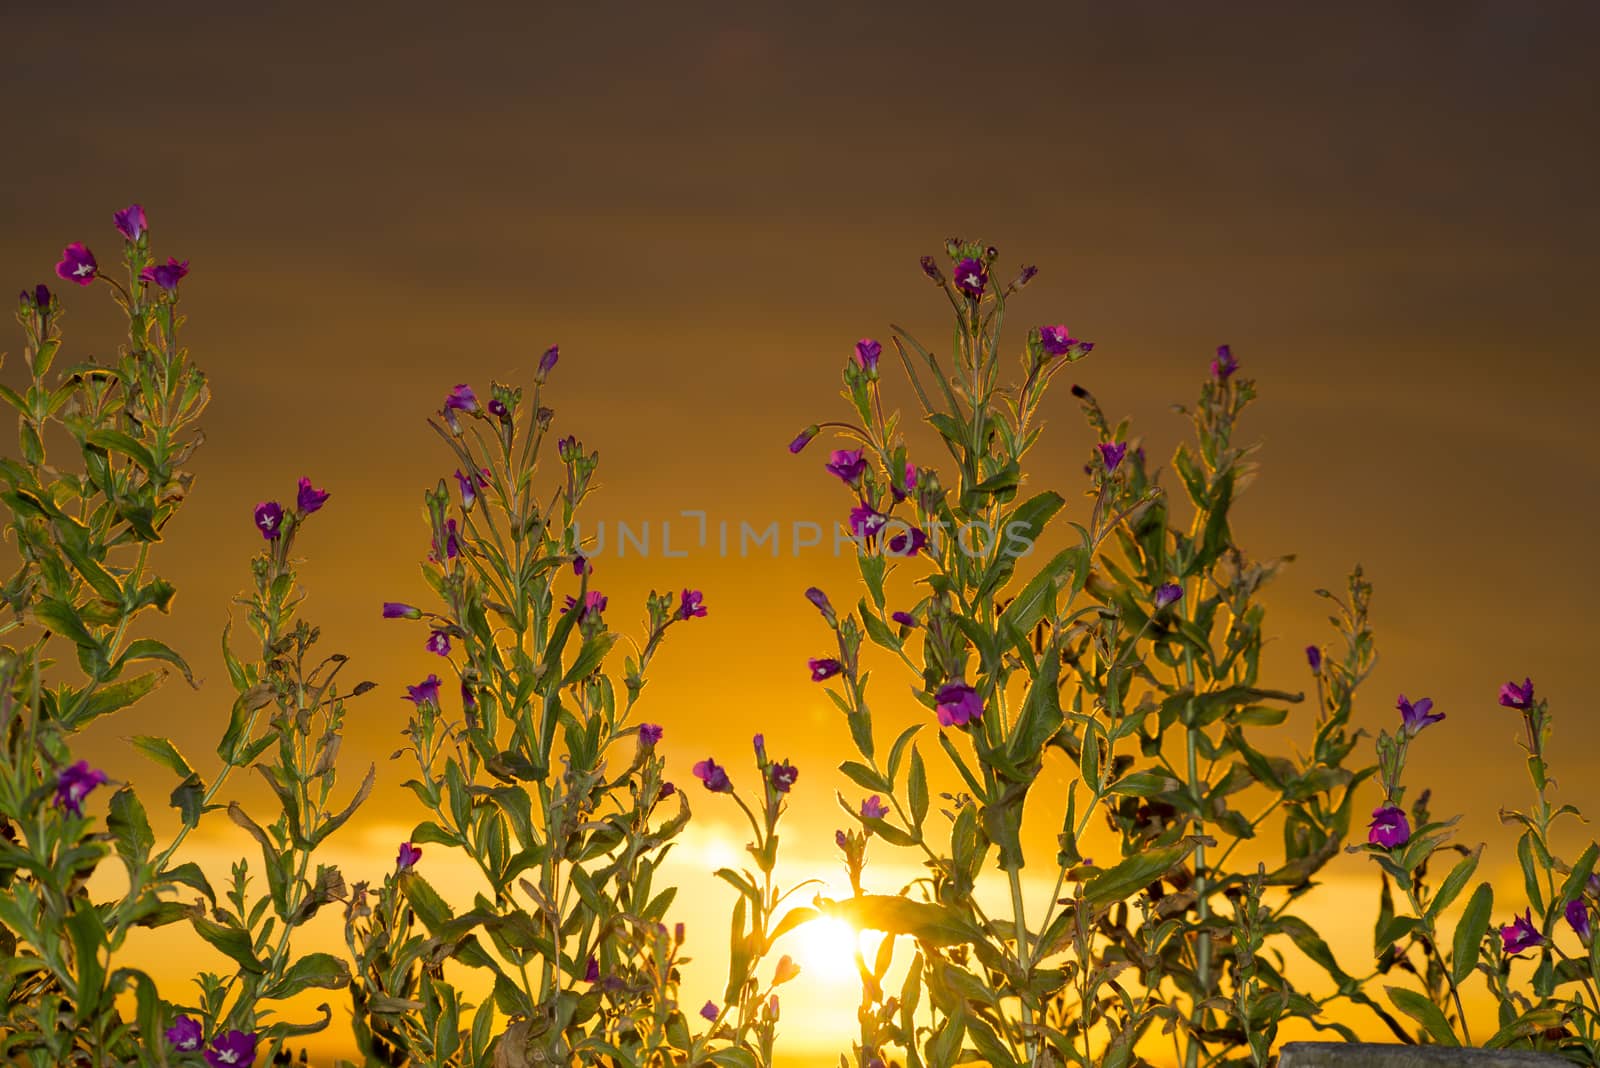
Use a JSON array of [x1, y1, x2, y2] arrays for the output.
[[795, 915, 867, 983]]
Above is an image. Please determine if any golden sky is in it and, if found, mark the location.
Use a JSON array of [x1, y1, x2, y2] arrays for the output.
[[6, 3, 1600, 1063]]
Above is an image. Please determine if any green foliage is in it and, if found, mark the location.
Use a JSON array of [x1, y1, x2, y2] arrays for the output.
[[802, 241, 1381, 1068]]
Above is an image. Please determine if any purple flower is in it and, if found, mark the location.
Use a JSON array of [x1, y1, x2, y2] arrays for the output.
[[1306, 645, 1322, 672], [835, 829, 849, 850], [1397, 694, 1445, 736], [397, 841, 422, 871], [572, 553, 591, 576], [1500, 909, 1544, 955], [855, 338, 881, 373], [562, 589, 608, 620], [1211, 345, 1239, 381], [935, 682, 983, 728], [849, 505, 887, 540], [639, 723, 663, 745], [804, 587, 835, 623], [1566, 898, 1591, 942], [139, 257, 190, 292], [403, 674, 442, 707], [1153, 583, 1182, 610], [55, 242, 98, 285], [488, 398, 509, 418], [461, 677, 476, 710], [253, 501, 284, 540], [890, 462, 917, 502], [204, 1029, 258, 1068], [693, 758, 731, 793], [677, 589, 707, 620], [753, 733, 766, 761], [809, 657, 842, 682], [891, 610, 918, 628], [425, 629, 451, 656], [296, 477, 329, 514], [953, 257, 988, 299], [444, 384, 478, 413], [434, 517, 461, 561], [919, 255, 943, 283], [383, 602, 422, 619], [788, 426, 819, 454], [860, 795, 888, 820], [1499, 677, 1535, 711], [886, 525, 928, 557], [825, 449, 867, 484], [658, 780, 676, 799], [1367, 805, 1410, 849], [700, 1001, 720, 1023], [20, 284, 50, 312], [584, 955, 600, 983], [1039, 325, 1077, 356], [1097, 442, 1127, 473], [54, 757, 109, 818], [165, 1015, 203, 1051], [114, 203, 147, 242], [538, 344, 560, 378], [769, 760, 799, 793], [454, 468, 478, 509]]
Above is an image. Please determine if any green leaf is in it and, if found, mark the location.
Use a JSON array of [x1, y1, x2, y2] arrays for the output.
[[907, 748, 929, 832], [560, 633, 615, 688], [267, 952, 351, 1000], [310, 763, 375, 847], [191, 917, 265, 974], [1426, 847, 1481, 924], [84, 428, 161, 475], [1105, 771, 1183, 797], [1007, 643, 1062, 766], [400, 873, 454, 933], [131, 735, 194, 780], [1384, 985, 1460, 1046], [997, 547, 1079, 641], [1083, 841, 1199, 913], [885, 724, 922, 785], [65, 903, 108, 1019], [821, 895, 980, 947], [1451, 882, 1493, 986], [113, 638, 195, 686], [839, 760, 890, 793], [770, 906, 817, 944], [34, 597, 101, 648], [106, 787, 154, 872], [73, 671, 163, 726], [1516, 831, 1545, 916], [161, 861, 216, 904], [170, 772, 205, 826]]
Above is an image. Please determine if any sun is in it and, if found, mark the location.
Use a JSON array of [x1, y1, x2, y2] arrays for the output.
[[795, 915, 868, 983]]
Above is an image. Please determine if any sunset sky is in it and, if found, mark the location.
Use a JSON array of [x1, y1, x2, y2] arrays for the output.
[[4, 3, 1598, 1063]]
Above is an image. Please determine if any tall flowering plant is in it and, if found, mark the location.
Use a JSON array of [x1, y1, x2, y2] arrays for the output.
[[348, 357, 772, 1066], [1357, 677, 1599, 1058], [0, 207, 368, 1066], [792, 241, 1384, 1068], [0, 207, 210, 1063]]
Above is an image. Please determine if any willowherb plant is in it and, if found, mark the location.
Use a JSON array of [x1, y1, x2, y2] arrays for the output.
[[1357, 675, 1599, 1059], [347, 357, 774, 1066], [0, 205, 366, 1066], [791, 240, 1391, 1068]]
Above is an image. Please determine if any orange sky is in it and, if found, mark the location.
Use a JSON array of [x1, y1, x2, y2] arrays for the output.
[[6, 4, 1600, 1063]]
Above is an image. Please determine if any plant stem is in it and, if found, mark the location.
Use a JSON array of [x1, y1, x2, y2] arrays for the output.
[[1401, 883, 1473, 1045], [1008, 864, 1037, 1064]]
